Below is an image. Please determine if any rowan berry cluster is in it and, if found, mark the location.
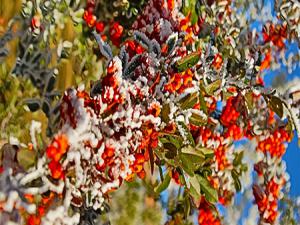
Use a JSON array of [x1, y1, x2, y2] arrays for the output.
[[0, 0, 298, 225], [257, 128, 291, 157], [253, 168, 287, 224], [46, 135, 69, 180], [198, 201, 221, 225], [83, 0, 124, 46]]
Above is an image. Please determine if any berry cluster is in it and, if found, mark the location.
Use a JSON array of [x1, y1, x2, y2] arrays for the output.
[[0, 0, 297, 224], [257, 128, 291, 157], [129, 153, 147, 180], [46, 135, 69, 180], [262, 23, 287, 50], [109, 21, 124, 47], [124, 40, 145, 58], [83, 0, 124, 46], [220, 96, 241, 127], [164, 69, 194, 94], [253, 176, 285, 224], [198, 201, 221, 225]]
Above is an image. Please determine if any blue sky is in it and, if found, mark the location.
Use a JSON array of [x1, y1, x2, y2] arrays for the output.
[[266, 68, 300, 197], [284, 132, 300, 196], [250, 0, 300, 197]]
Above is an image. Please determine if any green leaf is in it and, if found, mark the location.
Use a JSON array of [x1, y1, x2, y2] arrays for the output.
[[268, 96, 284, 118], [159, 134, 182, 149], [181, 145, 205, 159], [149, 147, 155, 174], [124, 54, 142, 77], [166, 33, 178, 55], [182, 0, 198, 24], [178, 168, 187, 185], [205, 79, 221, 95], [180, 153, 195, 176], [26, 99, 41, 112], [197, 174, 218, 203], [199, 90, 208, 114], [244, 91, 254, 111], [233, 151, 244, 166], [189, 113, 207, 126], [161, 104, 170, 123], [180, 147, 205, 173], [231, 169, 242, 192], [175, 52, 200, 72], [164, 143, 178, 159], [184, 195, 191, 219], [179, 92, 198, 110], [178, 121, 195, 146], [17, 148, 36, 170], [222, 91, 234, 101], [189, 175, 201, 200], [196, 147, 214, 158], [155, 172, 171, 193]]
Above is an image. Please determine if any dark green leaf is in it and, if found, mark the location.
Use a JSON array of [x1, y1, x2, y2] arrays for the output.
[[163, 142, 179, 152], [161, 104, 170, 123], [233, 151, 244, 166], [150, 40, 161, 56], [133, 31, 151, 49], [149, 147, 155, 174], [164, 143, 178, 159], [268, 96, 284, 118], [46, 75, 56, 92], [155, 172, 171, 193], [231, 169, 242, 192], [26, 99, 41, 112], [42, 101, 50, 117], [180, 153, 195, 176], [124, 55, 142, 77], [166, 33, 178, 55], [90, 80, 102, 98], [199, 90, 208, 114]]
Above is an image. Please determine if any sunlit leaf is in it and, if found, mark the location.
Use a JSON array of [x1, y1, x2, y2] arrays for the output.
[[175, 52, 200, 72], [189, 113, 207, 126], [205, 79, 221, 95], [17, 148, 36, 170], [179, 92, 198, 110], [189, 175, 201, 200], [197, 174, 218, 203]]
